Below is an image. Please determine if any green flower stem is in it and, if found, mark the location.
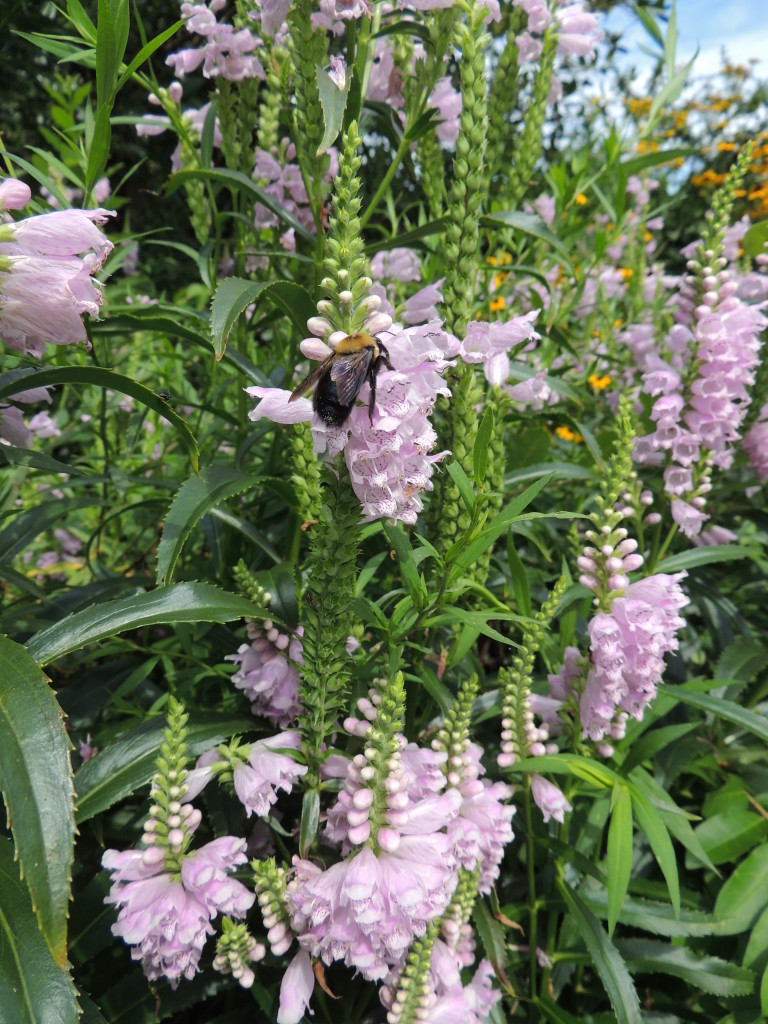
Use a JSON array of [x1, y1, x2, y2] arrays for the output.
[[288, 0, 328, 232], [299, 462, 362, 787], [505, 28, 556, 210], [441, 1, 490, 339], [485, 5, 525, 193], [359, 133, 410, 231], [524, 776, 538, 1022]]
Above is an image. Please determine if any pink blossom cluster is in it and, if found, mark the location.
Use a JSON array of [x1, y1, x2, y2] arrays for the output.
[[103, 833, 254, 985], [226, 619, 303, 726], [249, 316, 457, 524], [253, 141, 338, 251], [0, 179, 114, 358], [514, 0, 603, 77], [634, 278, 766, 535], [167, 0, 264, 81], [462, 311, 546, 400], [580, 572, 689, 742]]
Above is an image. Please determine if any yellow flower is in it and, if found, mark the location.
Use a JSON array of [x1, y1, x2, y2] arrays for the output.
[[588, 373, 612, 391], [717, 141, 736, 152], [619, 267, 634, 280], [486, 255, 498, 267], [636, 139, 659, 154], [575, 193, 588, 206], [490, 296, 506, 312], [613, 318, 623, 329], [555, 426, 583, 443], [498, 252, 513, 266]]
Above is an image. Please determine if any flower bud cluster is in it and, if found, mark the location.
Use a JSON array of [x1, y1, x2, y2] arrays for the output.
[[253, 857, 294, 956], [213, 918, 266, 989], [577, 519, 645, 601]]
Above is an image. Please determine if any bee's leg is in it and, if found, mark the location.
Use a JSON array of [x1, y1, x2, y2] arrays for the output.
[[379, 344, 394, 371]]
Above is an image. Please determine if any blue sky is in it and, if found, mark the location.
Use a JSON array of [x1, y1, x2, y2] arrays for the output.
[[604, 0, 768, 77]]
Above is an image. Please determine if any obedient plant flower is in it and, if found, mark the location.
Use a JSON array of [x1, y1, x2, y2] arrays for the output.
[[0, 180, 114, 358], [531, 774, 572, 824], [460, 311, 541, 387], [167, 1, 264, 81], [226, 619, 303, 727], [249, 318, 456, 523], [102, 700, 255, 986], [286, 676, 461, 982], [581, 572, 689, 742]]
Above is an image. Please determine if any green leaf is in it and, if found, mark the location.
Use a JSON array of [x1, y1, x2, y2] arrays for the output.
[[156, 464, 256, 584], [616, 939, 755, 996], [116, 18, 184, 90], [209, 277, 267, 358], [762, 965, 768, 1018], [0, 446, 90, 477], [743, 905, 768, 972], [743, 219, 768, 258], [582, 891, 717, 938], [659, 685, 768, 744], [382, 523, 422, 602], [445, 459, 476, 513], [655, 544, 758, 573], [0, 836, 80, 1024], [629, 767, 717, 874], [316, 65, 351, 155], [0, 366, 199, 471], [557, 880, 643, 1024], [692, 810, 768, 866], [472, 899, 510, 989], [248, 563, 300, 630], [632, 2, 664, 48], [473, 408, 494, 487], [74, 713, 252, 822], [26, 582, 260, 666], [534, 998, 582, 1024], [166, 167, 315, 243], [713, 841, 768, 934], [0, 639, 75, 968], [607, 784, 633, 938], [299, 789, 320, 858], [627, 777, 680, 917], [482, 210, 574, 275], [209, 277, 316, 357]]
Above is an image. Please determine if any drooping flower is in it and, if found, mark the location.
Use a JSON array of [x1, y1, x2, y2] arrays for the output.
[[226, 620, 303, 726], [744, 404, 768, 480], [102, 836, 254, 986], [581, 572, 689, 742], [555, 2, 604, 58], [0, 189, 114, 358], [460, 312, 541, 386], [277, 949, 314, 1024], [232, 731, 308, 818], [531, 774, 572, 824]]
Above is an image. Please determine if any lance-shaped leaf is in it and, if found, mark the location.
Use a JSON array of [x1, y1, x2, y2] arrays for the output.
[[0, 639, 75, 968], [209, 277, 316, 358], [156, 464, 257, 584], [26, 582, 260, 666], [0, 836, 80, 1024]]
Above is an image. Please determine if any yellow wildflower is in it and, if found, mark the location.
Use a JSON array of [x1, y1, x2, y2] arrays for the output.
[[555, 426, 583, 443], [575, 193, 588, 206], [588, 373, 612, 391], [490, 296, 506, 313], [619, 267, 634, 280]]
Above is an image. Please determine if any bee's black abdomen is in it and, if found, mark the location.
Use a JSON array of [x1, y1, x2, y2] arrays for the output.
[[314, 376, 354, 426]]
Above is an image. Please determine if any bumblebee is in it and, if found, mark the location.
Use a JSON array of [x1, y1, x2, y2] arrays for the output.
[[289, 332, 394, 427]]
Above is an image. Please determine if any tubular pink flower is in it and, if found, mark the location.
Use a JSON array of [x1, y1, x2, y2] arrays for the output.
[[103, 836, 253, 987], [0, 207, 114, 357], [0, 178, 32, 210], [581, 573, 688, 741], [233, 730, 308, 817], [278, 949, 314, 1024], [531, 774, 572, 824], [226, 622, 303, 726]]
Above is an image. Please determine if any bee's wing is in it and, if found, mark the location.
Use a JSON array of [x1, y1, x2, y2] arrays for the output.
[[331, 348, 374, 405], [289, 354, 336, 402]]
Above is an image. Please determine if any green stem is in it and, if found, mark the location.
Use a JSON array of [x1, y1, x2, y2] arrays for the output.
[[524, 776, 538, 1022], [359, 133, 410, 230]]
